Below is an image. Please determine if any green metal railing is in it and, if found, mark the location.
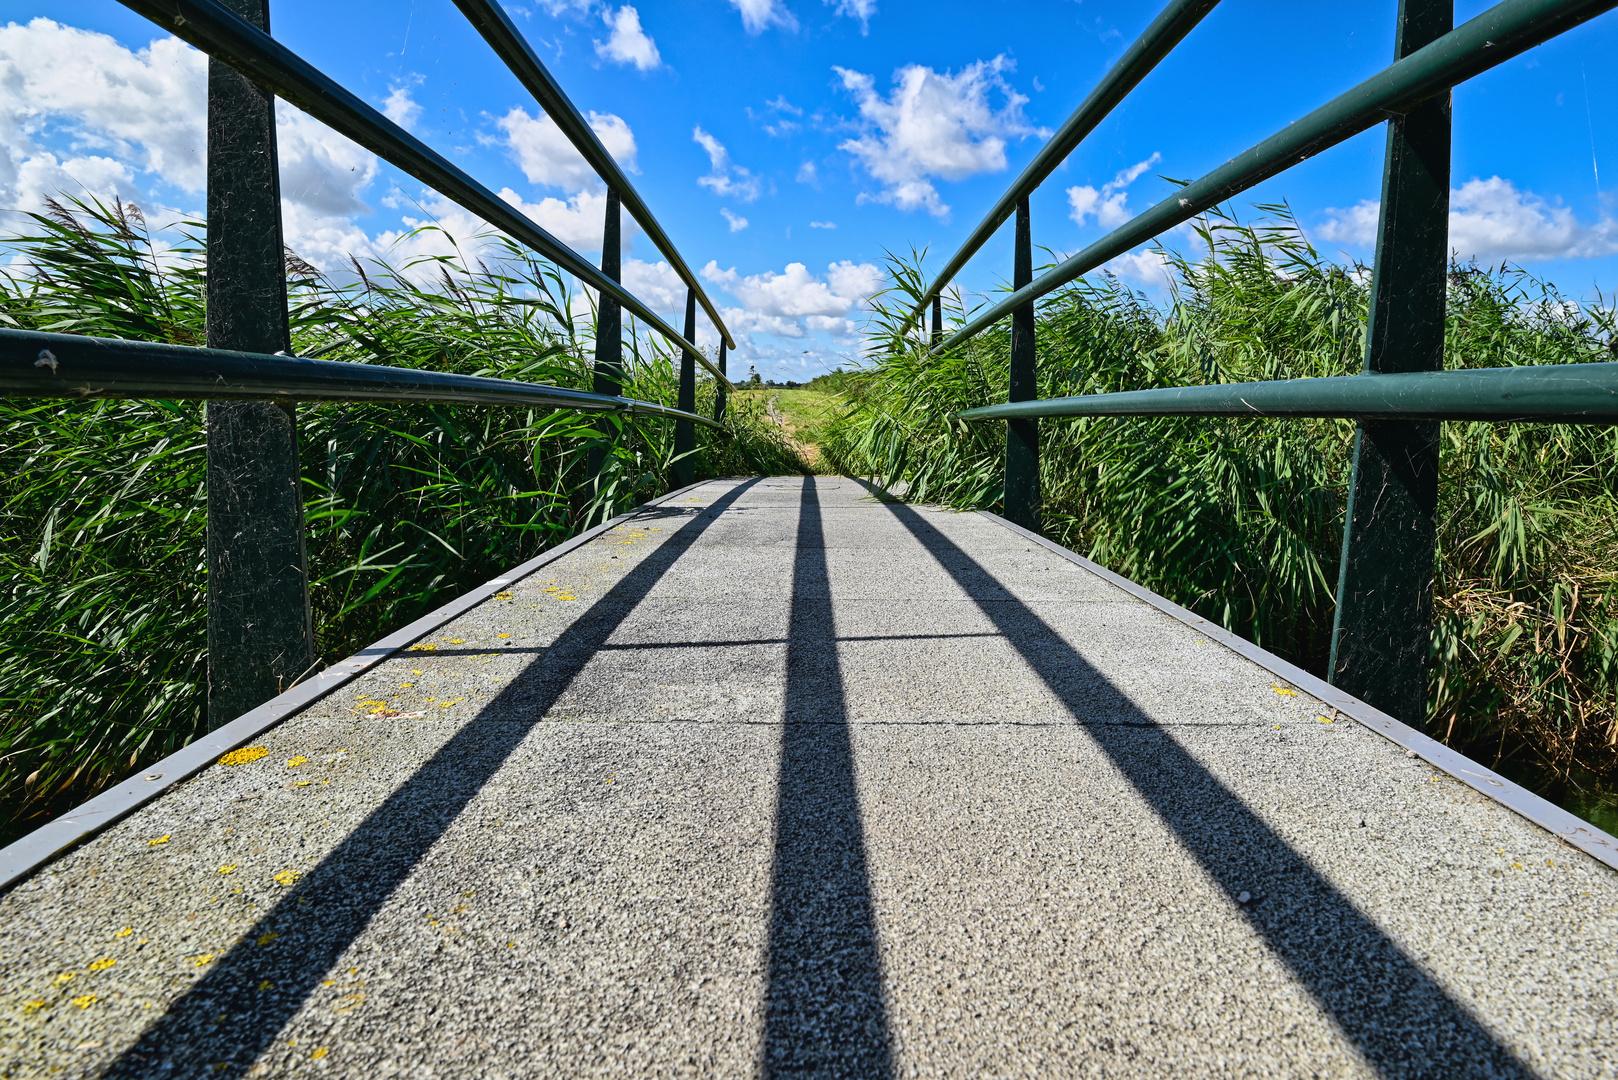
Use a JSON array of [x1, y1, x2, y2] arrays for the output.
[[0, 0, 736, 723], [917, 0, 1618, 724]]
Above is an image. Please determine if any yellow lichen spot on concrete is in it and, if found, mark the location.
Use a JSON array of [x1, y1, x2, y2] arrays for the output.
[[192, 953, 215, 967], [1272, 685, 1298, 697], [497, 633, 510, 639], [218, 865, 237, 875], [293, 780, 311, 787], [54, 972, 76, 986], [257, 932, 279, 946], [447, 639, 466, 645], [408, 643, 437, 652], [274, 870, 301, 886], [286, 756, 309, 768], [218, 746, 269, 766], [258, 980, 274, 991], [115, 927, 134, 938], [321, 979, 335, 987], [71, 995, 96, 1009], [88, 958, 116, 972], [22, 999, 46, 1013], [149, 835, 171, 846], [312, 1047, 329, 1060], [1317, 716, 1333, 723], [399, 683, 414, 688]]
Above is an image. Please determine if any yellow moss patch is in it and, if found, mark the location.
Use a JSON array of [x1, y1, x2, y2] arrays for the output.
[[218, 746, 269, 766]]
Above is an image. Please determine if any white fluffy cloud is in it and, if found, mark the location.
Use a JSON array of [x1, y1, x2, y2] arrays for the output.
[[276, 104, 378, 217], [702, 257, 881, 330], [622, 258, 687, 314], [1068, 153, 1161, 230], [1319, 176, 1618, 264], [730, 0, 798, 34], [0, 19, 392, 269], [594, 6, 661, 71], [835, 56, 1038, 218], [0, 19, 207, 211], [381, 85, 423, 131], [693, 127, 763, 202], [829, 0, 877, 34], [498, 108, 637, 193], [721, 207, 749, 232]]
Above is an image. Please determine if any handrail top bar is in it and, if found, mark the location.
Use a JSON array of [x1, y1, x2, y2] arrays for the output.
[[933, 0, 1618, 355], [903, 0, 1221, 332], [450, 0, 735, 352], [2, 327, 727, 430], [952, 363, 1618, 424], [116, 0, 732, 389]]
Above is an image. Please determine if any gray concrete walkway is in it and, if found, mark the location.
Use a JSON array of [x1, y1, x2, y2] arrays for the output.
[[3, 476, 1616, 1078]]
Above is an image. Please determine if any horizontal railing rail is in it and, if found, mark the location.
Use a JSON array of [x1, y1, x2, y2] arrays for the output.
[[903, 0, 1618, 737], [933, 0, 1618, 356], [450, 0, 736, 352], [953, 363, 1618, 424], [118, 0, 732, 387], [3, 328, 725, 429]]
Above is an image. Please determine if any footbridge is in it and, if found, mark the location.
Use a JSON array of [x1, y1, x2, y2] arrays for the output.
[[4, 477, 1618, 1077], [6, 0, 1618, 1075]]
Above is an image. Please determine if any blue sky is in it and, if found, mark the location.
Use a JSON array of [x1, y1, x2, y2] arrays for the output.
[[4, 1, 1617, 379]]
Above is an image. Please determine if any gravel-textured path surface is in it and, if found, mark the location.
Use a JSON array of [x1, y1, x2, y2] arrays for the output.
[[3, 476, 1616, 1078]]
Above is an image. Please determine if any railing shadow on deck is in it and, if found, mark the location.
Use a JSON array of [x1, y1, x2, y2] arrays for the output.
[[101, 479, 762, 1077], [870, 490, 1532, 1079], [763, 475, 894, 1077]]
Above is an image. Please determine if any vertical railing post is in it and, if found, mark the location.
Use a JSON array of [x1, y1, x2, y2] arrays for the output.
[[205, 0, 313, 726], [587, 186, 623, 486], [931, 293, 943, 349], [1329, 0, 1453, 724], [673, 288, 697, 486], [1004, 196, 1041, 532], [714, 341, 728, 423]]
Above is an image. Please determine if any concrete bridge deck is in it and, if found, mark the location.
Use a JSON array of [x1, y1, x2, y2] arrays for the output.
[[3, 476, 1616, 1078]]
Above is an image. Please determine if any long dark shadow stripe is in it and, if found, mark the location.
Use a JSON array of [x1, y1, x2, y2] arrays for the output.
[[106, 478, 761, 1077], [876, 498, 1532, 1079], [762, 476, 894, 1078]]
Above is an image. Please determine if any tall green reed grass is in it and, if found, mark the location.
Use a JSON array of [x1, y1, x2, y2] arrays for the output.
[[824, 205, 1618, 821], [0, 196, 805, 840]]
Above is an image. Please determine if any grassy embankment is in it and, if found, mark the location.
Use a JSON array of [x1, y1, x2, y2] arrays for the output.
[[0, 197, 807, 842], [731, 386, 842, 469], [819, 207, 1618, 831]]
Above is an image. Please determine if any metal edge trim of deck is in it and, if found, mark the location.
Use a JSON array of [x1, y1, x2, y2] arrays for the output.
[[974, 508, 1618, 874], [0, 478, 722, 895]]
